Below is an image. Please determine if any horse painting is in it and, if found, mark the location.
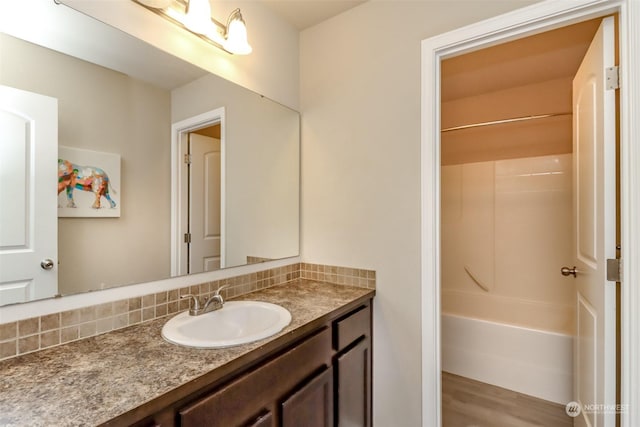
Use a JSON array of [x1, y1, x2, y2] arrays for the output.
[[58, 159, 117, 209]]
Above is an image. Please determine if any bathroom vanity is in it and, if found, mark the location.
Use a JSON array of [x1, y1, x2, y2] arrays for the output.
[[0, 281, 373, 427]]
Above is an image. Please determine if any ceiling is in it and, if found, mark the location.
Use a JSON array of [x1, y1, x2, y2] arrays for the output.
[[441, 17, 603, 102], [260, 0, 367, 30], [440, 17, 607, 166]]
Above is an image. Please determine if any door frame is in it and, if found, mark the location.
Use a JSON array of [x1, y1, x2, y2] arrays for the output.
[[420, 1, 640, 426], [170, 107, 226, 276]]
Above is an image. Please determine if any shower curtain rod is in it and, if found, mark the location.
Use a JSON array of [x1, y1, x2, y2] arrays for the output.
[[441, 112, 572, 133]]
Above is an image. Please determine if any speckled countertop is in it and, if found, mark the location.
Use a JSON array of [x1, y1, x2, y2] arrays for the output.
[[0, 280, 373, 427]]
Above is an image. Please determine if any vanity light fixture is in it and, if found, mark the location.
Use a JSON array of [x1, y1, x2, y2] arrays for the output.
[[133, 0, 252, 55]]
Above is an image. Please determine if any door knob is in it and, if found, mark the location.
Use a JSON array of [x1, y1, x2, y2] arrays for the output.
[[561, 266, 577, 277], [40, 259, 54, 270]]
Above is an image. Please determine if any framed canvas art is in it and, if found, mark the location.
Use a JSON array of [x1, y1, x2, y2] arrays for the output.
[[57, 146, 121, 218]]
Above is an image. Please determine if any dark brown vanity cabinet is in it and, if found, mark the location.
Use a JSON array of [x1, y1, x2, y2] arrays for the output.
[[122, 298, 372, 427], [179, 328, 333, 427]]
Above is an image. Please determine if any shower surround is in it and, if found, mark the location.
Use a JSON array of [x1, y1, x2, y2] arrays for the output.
[[441, 153, 574, 403]]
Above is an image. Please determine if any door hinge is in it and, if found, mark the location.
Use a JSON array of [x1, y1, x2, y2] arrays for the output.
[[606, 258, 622, 282], [184, 233, 191, 244], [184, 154, 192, 164], [606, 66, 619, 90]]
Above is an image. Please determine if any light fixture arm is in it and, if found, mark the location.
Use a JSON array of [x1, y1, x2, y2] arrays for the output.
[[225, 8, 244, 33]]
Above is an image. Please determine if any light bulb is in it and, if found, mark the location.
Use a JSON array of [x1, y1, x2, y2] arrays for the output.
[[183, 0, 212, 35]]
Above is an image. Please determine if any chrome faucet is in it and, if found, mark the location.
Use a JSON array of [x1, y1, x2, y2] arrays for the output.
[[181, 285, 228, 316]]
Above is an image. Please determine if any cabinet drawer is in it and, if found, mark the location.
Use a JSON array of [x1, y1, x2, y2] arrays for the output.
[[179, 328, 331, 426], [334, 305, 370, 351]]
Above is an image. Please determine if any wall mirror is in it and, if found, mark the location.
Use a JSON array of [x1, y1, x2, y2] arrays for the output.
[[0, 1, 300, 306]]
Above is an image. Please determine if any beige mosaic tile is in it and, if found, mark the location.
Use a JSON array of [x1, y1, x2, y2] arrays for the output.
[[96, 303, 113, 319], [0, 323, 16, 341], [41, 313, 60, 332], [129, 310, 142, 325], [300, 263, 376, 289], [61, 327, 79, 344], [0, 262, 375, 361], [40, 330, 60, 349], [0, 340, 16, 359], [18, 318, 39, 337], [113, 300, 129, 316], [18, 335, 39, 354], [129, 297, 142, 311]]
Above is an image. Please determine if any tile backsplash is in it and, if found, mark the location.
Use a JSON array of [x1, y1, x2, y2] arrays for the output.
[[300, 263, 376, 289], [0, 262, 375, 361]]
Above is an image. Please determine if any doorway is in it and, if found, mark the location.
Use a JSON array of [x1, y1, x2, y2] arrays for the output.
[[420, 2, 639, 426], [185, 125, 222, 274], [438, 16, 616, 425], [170, 107, 226, 277]]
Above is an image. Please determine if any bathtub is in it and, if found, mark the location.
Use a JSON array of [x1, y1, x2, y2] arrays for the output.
[[441, 313, 573, 404]]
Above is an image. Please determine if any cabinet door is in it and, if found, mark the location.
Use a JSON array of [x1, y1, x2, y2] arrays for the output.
[[336, 339, 371, 427], [282, 367, 333, 427], [179, 328, 331, 427]]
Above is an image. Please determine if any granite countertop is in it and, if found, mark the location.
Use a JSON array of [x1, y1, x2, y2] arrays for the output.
[[0, 280, 374, 427]]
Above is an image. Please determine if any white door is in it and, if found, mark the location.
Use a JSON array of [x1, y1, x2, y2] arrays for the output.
[[571, 17, 616, 427], [0, 85, 58, 305], [188, 133, 221, 273]]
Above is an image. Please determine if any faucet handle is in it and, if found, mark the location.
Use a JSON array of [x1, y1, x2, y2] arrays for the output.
[[213, 285, 229, 296], [180, 294, 201, 310], [210, 285, 229, 305]]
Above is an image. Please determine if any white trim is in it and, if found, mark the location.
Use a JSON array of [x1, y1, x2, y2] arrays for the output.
[[170, 107, 226, 275], [420, 1, 640, 426], [619, 0, 640, 424], [220, 114, 226, 269]]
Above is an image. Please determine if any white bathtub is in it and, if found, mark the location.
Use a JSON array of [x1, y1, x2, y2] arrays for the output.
[[441, 313, 573, 404]]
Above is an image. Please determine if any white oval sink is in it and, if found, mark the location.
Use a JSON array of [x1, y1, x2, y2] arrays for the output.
[[162, 301, 292, 348]]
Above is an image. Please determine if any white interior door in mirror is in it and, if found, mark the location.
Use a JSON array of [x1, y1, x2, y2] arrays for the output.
[[0, 85, 58, 304], [189, 133, 222, 273], [572, 17, 616, 427]]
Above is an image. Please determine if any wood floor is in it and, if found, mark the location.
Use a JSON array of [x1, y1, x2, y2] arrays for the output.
[[442, 372, 573, 427]]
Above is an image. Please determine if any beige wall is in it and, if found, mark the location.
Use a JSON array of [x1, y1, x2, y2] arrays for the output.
[[300, 1, 540, 424], [0, 33, 172, 295], [171, 74, 300, 268]]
